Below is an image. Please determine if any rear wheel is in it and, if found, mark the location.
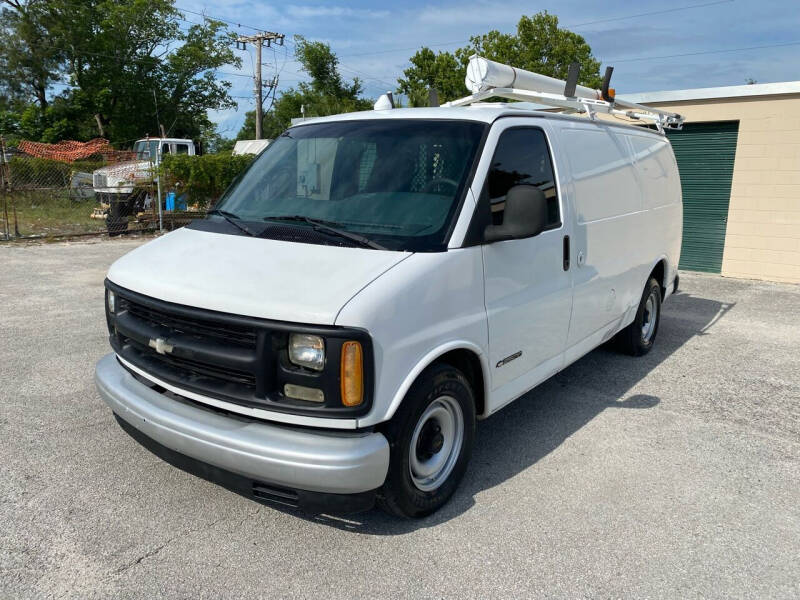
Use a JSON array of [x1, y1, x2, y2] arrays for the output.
[[617, 277, 662, 356], [377, 364, 475, 518]]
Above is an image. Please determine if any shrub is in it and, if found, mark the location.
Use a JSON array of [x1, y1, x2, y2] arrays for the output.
[[160, 152, 254, 208]]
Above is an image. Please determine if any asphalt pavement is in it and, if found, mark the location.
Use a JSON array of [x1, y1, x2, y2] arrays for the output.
[[1, 237, 798, 599]]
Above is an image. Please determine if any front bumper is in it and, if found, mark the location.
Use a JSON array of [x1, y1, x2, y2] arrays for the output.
[[95, 354, 390, 503]]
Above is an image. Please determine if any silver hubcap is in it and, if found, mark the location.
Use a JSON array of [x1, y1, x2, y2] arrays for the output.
[[641, 289, 660, 343], [409, 396, 464, 492]]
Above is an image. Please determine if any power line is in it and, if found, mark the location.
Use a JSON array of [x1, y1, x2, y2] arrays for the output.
[[282, 37, 398, 90], [569, 0, 734, 28], [216, 70, 253, 78], [177, 6, 266, 33], [276, 0, 737, 64], [606, 40, 800, 63], [273, 37, 800, 95], [332, 40, 468, 59], [176, 6, 397, 90], [248, 0, 737, 92]]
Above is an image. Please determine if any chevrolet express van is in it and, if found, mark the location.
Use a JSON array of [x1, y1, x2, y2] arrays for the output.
[[95, 103, 682, 518]]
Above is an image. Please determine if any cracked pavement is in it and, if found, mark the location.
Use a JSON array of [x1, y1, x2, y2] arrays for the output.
[[1, 238, 799, 598]]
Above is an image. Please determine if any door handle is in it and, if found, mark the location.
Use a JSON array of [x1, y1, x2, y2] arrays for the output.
[[563, 235, 570, 271]]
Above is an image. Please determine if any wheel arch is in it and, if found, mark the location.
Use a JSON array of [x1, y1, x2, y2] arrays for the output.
[[384, 342, 490, 423], [648, 256, 669, 298]]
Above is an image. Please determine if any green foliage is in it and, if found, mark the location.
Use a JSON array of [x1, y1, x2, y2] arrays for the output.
[[398, 48, 464, 107], [235, 110, 258, 141], [237, 36, 373, 140], [160, 152, 253, 207], [0, 0, 61, 111], [398, 11, 603, 106], [0, 0, 241, 144]]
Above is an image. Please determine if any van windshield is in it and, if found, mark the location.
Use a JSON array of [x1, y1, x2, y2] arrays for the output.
[[213, 119, 487, 251]]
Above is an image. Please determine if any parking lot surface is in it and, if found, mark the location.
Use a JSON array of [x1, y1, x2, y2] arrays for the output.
[[1, 238, 799, 599]]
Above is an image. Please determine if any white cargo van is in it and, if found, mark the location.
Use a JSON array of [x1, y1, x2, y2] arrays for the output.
[[95, 60, 683, 517]]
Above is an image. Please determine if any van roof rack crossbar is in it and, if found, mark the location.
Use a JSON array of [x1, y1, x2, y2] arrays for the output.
[[443, 56, 684, 133]]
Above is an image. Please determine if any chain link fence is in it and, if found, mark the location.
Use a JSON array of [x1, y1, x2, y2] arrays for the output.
[[1, 140, 254, 241], [1, 156, 203, 241]]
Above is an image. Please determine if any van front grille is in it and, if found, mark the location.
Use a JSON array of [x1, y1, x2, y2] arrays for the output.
[[105, 281, 374, 418], [121, 336, 257, 387], [119, 296, 257, 348]]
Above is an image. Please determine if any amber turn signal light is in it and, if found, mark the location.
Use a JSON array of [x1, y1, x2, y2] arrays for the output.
[[340, 341, 363, 407]]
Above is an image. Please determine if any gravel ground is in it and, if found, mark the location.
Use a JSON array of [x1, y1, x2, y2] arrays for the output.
[[1, 237, 799, 599]]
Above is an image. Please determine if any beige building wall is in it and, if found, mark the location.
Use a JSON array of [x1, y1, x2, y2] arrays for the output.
[[646, 96, 800, 284]]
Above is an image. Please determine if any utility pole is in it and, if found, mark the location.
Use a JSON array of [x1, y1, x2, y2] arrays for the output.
[[236, 32, 285, 140], [1, 136, 9, 240], [255, 36, 262, 139]]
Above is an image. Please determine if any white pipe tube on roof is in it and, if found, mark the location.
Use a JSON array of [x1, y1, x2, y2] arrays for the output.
[[465, 55, 602, 100]]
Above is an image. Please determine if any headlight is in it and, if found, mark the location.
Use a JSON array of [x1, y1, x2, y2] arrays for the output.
[[107, 289, 116, 314], [288, 333, 325, 371]]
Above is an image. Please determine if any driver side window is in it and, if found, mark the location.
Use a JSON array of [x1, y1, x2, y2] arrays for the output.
[[488, 128, 560, 228]]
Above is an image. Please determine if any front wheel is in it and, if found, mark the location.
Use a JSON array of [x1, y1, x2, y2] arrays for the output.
[[617, 277, 662, 356], [377, 364, 476, 518]]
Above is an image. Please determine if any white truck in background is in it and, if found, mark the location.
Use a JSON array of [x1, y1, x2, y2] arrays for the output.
[[92, 137, 196, 234]]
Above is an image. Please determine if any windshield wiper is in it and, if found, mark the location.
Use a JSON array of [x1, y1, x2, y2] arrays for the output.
[[263, 215, 387, 250], [207, 209, 257, 237]]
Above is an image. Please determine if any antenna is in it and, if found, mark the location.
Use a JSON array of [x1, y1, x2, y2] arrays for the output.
[[447, 56, 684, 132], [152, 89, 162, 138]]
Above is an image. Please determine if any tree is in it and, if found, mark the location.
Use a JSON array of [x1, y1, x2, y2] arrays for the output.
[[0, 0, 62, 111], [55, 2, 240, 142], [0, 0, 241, 145], [398, 48, 464, 107], [399, 11, 603, 106], [236, 36, 372, 140], [235, 110, 258, 141]]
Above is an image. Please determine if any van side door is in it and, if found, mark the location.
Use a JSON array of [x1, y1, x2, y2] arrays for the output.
[[556, 124, 644, 362], [480, 124, 573, 404]]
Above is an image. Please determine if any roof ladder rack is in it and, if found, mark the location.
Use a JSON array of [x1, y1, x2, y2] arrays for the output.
[[443, 56, 684, 133]]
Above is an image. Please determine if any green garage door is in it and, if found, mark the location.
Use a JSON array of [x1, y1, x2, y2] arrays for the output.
[[666, 121, 739, 273]]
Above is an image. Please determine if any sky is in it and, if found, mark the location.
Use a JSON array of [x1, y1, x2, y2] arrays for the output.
[[178, 0, 800, 137]]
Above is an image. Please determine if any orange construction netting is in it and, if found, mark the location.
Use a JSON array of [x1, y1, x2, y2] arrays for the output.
[[17, 138, 133, 163]]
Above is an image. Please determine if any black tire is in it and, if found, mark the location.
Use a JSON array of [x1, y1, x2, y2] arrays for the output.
[[377, 363, 476, 518], [617, 277, 662, 356], [106, 196, 130, 237]]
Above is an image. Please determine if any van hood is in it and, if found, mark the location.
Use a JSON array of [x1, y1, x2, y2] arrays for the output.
[[107, 227, 410, 325]]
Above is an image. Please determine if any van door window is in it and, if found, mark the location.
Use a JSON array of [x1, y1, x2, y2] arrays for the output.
[[175, 143, 190, 155], [487, 128, 560, 228], [161, 143, 171, 156]]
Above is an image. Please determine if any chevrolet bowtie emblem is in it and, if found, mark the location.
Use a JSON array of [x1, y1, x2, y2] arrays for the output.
[[148, 337, 174, 355]]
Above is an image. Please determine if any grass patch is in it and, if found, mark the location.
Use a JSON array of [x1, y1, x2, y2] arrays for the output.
[[2, 190, 106, 237]]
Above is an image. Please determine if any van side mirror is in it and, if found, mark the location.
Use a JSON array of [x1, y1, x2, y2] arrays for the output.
[[483, 184, 548, 243]]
